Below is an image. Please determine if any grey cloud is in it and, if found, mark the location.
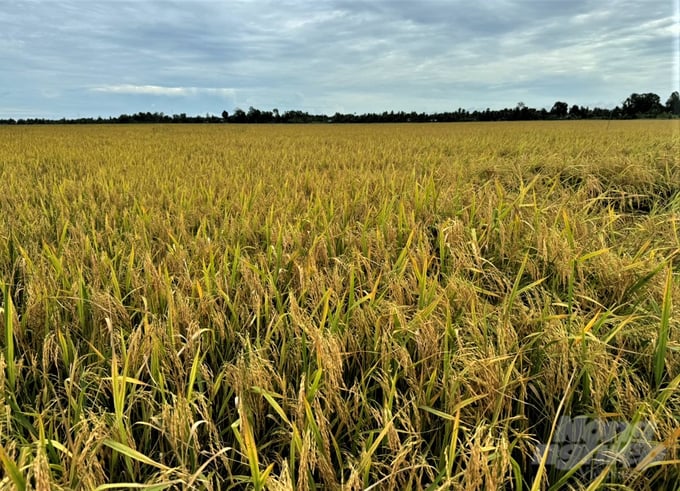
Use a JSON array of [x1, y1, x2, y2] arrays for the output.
[[0, 0, 676, 118]]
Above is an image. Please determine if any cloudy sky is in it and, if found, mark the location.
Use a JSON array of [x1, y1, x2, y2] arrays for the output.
[[1, 0, 678, 118]]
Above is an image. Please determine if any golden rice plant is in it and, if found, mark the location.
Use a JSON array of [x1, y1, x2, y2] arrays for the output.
[[0, 120, 678, 489]]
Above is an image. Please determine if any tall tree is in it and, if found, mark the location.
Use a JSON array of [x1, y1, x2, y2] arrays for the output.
[[569, 105, 582, 118], [622, 93, 663, 117], [550, 101, 569, 118], [666, 91, 680, 116]]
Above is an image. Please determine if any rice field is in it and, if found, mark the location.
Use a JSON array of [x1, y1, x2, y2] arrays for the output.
[[0, 121, 679, 489]]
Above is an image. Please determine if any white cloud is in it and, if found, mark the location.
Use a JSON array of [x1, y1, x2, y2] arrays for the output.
[[91, 85, 236, 97]]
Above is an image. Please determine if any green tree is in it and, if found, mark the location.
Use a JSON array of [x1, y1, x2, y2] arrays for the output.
[[622, 93, 663, 118], [569, 104, 582, 118], [550, 101, 569, 118], [232, 108, 246, 123], [666, 91, 680, 116]]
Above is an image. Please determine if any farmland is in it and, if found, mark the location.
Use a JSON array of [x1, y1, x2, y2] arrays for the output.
[[1, 121, 679, 489]]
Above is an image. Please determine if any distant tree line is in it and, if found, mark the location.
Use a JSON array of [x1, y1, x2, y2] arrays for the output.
[[2, 91, 678, 125]]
